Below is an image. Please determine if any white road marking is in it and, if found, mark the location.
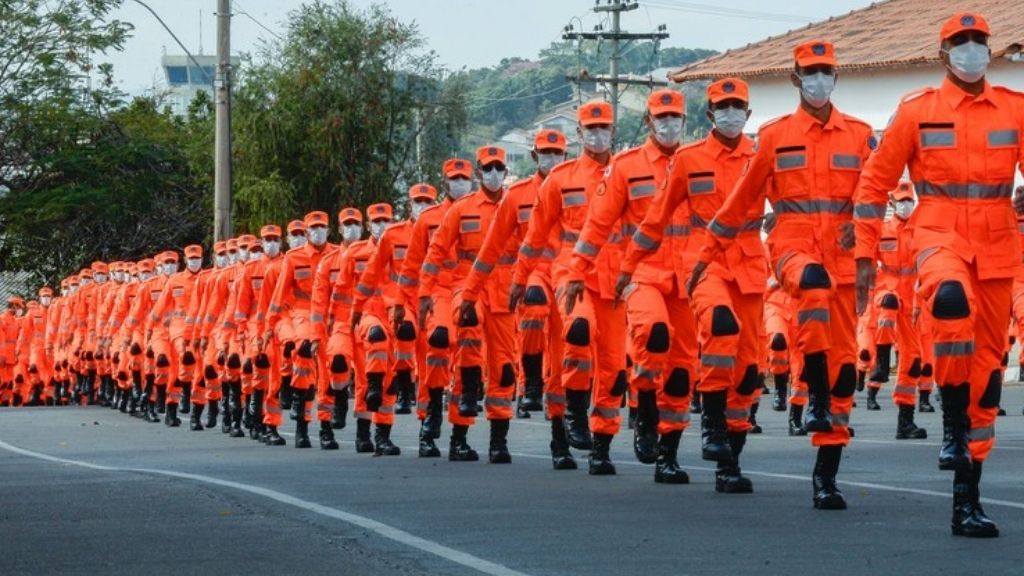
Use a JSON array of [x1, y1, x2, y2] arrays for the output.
[[0, 439, 532, 576]]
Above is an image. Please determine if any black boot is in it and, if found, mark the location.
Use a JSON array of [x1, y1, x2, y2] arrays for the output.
[[549, 416, 577, 470], [332, 387, 349, 429], [373, 423, 401, 456], [229, 383, 245, 438], [866, 386, 881, 410], [422, 388, 443, 440], [565, 389, 593, 450], [773, 372, 789, 411], [205, 399, 219, 429], [488, 419, 512, 464], [129, 373, 141, 415], [748, 401, 762, 434], [221, 393, 232, 433], [802, 352, 833, 432], [515, 396, 531, 419], [520, 353, 544, 412], [393, 370, 413, 415], [896, 404, 927, 439], [365, 372, 384, 413], [448, 424, 479, 461], [952, 462, 999, 538], [319, 421, 339, 450], [164, 403, 181, 427], [700, 390, 732, 462], [856, 369, 866, 392], [938, 385, 970, 471], [145, 393, 160, 423], [690, 390, 702, 414], [189, 404, 205, 431], [633, 389, 659, 464], [419, 422, 441, 458], [919, 390, 935, 413], [457, 367, 481, 417], [294, 408, 311, 449], [812, 445, 846, 510], [588, 433, 616, 475], [156, 386, 167, 414], [118, 387, 129, 412], [180, 382, 191, 414], [716, 431, 754, 494], [265, 426, 286, 446], [627, 406, 637, 430], [249, 390, 265, 440], [355, 418, 374, 453], [279, 375, 293, 411], [654, 430, 688, 484], [788, 403, 807, 436], [869, 344, 892, 386]]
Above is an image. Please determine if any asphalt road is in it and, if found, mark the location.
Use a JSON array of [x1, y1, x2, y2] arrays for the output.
[[2, 385, 1024, 576]]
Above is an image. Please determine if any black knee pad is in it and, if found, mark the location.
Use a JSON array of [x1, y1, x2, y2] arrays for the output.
[[330, 355, 348, 374], [524, 286, 548, 305], [770, 333, 788, 352], [711, 306, 740, 337], [367, 325, 387, 343], [737, 365, 760, 395], [227, 353, 242, 369], [283, 341, 295, 358], [646, 322, 670, 353], [155, 355, 170, 368], [858, 349, 872, 362], [921, 363, 933, 378], [205, 366, 218, 380], [28, 364, 38, 374], [459, 306, 479, 327], [1002, 352, 1009, 368], [833, 363, 857, 398], [395, 321, 416, 342], [879, 293, 899, 310], [182, 351, 196, 366], [664, 369, 690, 398], [145, 348, 155, 360], [500, 363, 516, 388], [242, 359, 253, 375], [255, 353, 270, 369], [932, 281, 970, 320], [799, 263, 831, 290], [980, 370, 1002, 409], [565, 318, 591, 347], [130, 343, 143, 356], [907, 358, 922, 379], [428, 327, 450, 349], [611, 370, 628, 397]]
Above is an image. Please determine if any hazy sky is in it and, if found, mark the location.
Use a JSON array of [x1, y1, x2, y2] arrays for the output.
[[103, 0, 874, 93]]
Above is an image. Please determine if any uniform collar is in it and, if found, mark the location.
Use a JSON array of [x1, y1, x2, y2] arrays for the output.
[[642, 136, 674, 164], [578, 150, 608, 172], [939, 76, 995, 108], [703, 131, 755, 159], [793, 103, 848, 133]]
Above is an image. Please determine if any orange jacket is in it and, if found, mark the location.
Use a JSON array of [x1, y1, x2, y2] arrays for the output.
[[874, 216, 916, 299], [855, 78, 1024, 280], [355, 221, 413, 312], [396, 199, 453, 309], [516, 153, 618, 297], [422, 191, 505, 307], [309, 245, 347, 339], [700, 105, 873, 286], [332, 239, 379, 329], [267, 242, 330, 340], [127, 275, 167, 344], [148, 270, 202, 342], [624, 133, 764, 294], [574, 137, 678, 293], [1, 310, 18, 367], [254, 254, 284, 337]]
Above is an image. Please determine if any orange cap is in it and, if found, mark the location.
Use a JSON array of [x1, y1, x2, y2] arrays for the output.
[[534, 129, 567, 151], [476, 145, 507, 166], [226, 239, 238, 252], [304, 211, 329, 227], [214, 240, 227, 255], [794, 40, 837, 68], [91, 261, 109, 274], [443, 158, 473, 179], [79, 268, 93, 279], [39, 286, 53, 298], [128, 264, 138, 276], [238, 234, 257, 249], [8, 296, 24, 307], [366, 203, 393, 221], [578, 100, 613, 127], [260, 224, 282, 238], [707, 78, 750, 104], [60, 279, 69, 290], [647, 89, 685, 116], [940, 12, 990, 41], [138, 259, 155, 273], [67, 275, 79, 286], [338, 207, 362, 224], [184, 244, 203, 259], [287, 220, 306, 234], [892, 181, 915, 201], [409, 183, 438, 201], [160, 251, 179, 263]]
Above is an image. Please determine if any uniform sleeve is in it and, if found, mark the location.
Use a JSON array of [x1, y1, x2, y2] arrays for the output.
[[420, 206, 460, 296], [355, 235, 391, 312], [233, 269, 253, 334], [515, 175, 561, 285], [310, 257, 332, 325], [267, 259, 292, 328], [465, 195, 518, 301], [571, 161, 628, 278], [623, 156, 688, 274], [256, 264, 279, 336], [146, 285, 170, 332], [397, 218, 429, 309], [854, 104, 916, 261]]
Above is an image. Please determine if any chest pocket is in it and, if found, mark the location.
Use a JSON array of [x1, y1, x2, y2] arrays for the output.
[[773, 145, 809, 198], [355, 260, 368, 274], [329, 270, 339, 284], [394, 245, 408, 261], [150, 290, 162, 302], [459, 215, 483, 250], [561, 186, 588, 231], [251, 277, 264, 291], [986, 128, 1019, 180], [427, 225, 440, 241], [918, 122, 958, 181], [879, 238, 898, 252], [172, 287, 185, 298], [516, 204, 533, 224], [688, 172, 716, 196], [627, 176, 657, 200], [293, 266, 311, 281]]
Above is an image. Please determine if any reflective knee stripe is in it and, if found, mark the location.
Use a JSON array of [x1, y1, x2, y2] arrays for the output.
[[968, 426, 995, 441], [771, 358, 789, 366], [426, 357, 450, 367], [659, 409, 690, 424], [562, 359, 592, 372], [725, 408, 749, 420], [317, 404, 332, 418], [701, 354, 736, 369], [378, 404, 394, 415], [633, 365, 662, 381], [545, 393, 565, 406], [394, 352, 415, 362], [593, 406, 619, 419], [457, 339, 482, 349], [798, 308, 830, 325], [366, 351, 389, 362], [520, 320, 544, 331], [877, 319, 896, 329], [792, 389, 808, 399], [485, 397, 513, 408], [934, 341, 975, 357], [354, 410, 372, 420], [265, 405, 282, 416], [894, 384, 916, 397], [293, 367, 313, 378], [832, 412, 851, 427]]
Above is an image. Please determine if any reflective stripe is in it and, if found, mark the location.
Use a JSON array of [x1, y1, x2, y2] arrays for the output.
[[389, 272, 400, 283], [798, 308, 830, 325], [916, 246, 939, 270], [546, 393, 566, 406], [473, 260, 494, 274], [593, 406, 619, 419], [310, 313, 324, 323], [934, 340, 974, 357], [914, 181, 1012, 200], [520, 245, 543, 258], [725, 408, 749, 420], [622, 223, 637, 237], [689, 179, 715, 195], [832, 154, 861, 169], [485, 397, 513, 408], [792, 389, 808, 399], [426, 357, 449, 367], [988, 129, 1019, 146], [332, 294, 353, 304], [562, 358, 592, 371], [294, 269, 311, 280], [629, 183, 657, 199], [498, 255, 517, 266], [665, 224, 690, 237], [367, 351, 388, 361], [457, 338, 482, 348], [740, 218, 763, 232], [394, 352, 414, 361], [460, 220, 481, 233], [879, 239, 898, 251], [517, 207, 532, 222], [832, 412, 851, 426], [633, 231, 660, 251], [709, 219, 737, 239], [776, 154, 806, 170], [422, 262, 440, 275], [355, 283, 375, 297], [520, 320, 544, 331], [575, 240, 600, 257], [877, 320, 895, 329], [354, 410, 372, 420], [541, 247, 558, 260], [560, 231, 580, 243], [921, 131, 954, 147], [633, 365, 662, 381], [457, 249, 478, 262], [293, 289, 311, 301], [854, 203, 887, 219], [562, 193, 587, 207], [894, 384, 917, 397], [377, 404, 394, 414], [397, 274, 418, 287], [969, 426, 995, 441], [701, 354, 736, 369], [690, 214, 708, 229], [774, 199, 852, 215], [659, 410, 691, 423]]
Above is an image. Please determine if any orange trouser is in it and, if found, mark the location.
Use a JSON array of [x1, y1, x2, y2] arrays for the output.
[[766, 297, 801, 405], [358, 312, 396, 426], [150, 336, 182, 405], [262, 339, 284, 427], [514, 274, 564, 418], [422, 292, 455, 394], [869, 290, 921, 407], [691, 275, 764, 433], [1012, 281, 1024, 366], [916, 248, 1010, 463], [624, 282, 695, 434], [450, 295, 517, 424], [776, 250, 855, 448], [324, 324, 354, 417], [556, 287, 627, 436]]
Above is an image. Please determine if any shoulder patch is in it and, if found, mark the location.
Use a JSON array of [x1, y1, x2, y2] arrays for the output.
[[992, 85, 1024, 98], [758, 113, 792, 133], [900, 87, 936, 104]]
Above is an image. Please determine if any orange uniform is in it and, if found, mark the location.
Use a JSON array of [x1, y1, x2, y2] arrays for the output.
[[1010, 215, 1024, 380], [148, 257, 202, 414]]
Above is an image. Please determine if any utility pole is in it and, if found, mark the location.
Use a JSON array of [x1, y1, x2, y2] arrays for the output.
[[562, 0, 669, 147], [214, 0, 232, 242]]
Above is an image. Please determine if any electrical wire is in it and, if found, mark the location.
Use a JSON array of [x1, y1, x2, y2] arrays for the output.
[[130, 0, 213, 83], [642, 0, 814, 24], [232, 0, 284, 41]]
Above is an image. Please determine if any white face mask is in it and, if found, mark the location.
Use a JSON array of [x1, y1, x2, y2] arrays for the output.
[[370, 221, 389, 240], [799, 72, 835, 109], [162, 263, 176, 276], [447, 179, 472, 200], [215, 255, 227, 268], [536, 152, 565, 175], [139, 272, 152, 282], [263, 239, 281, 257], [582, 127, 613, 154], [341, 224, 362, 243], [944, 41, 989, 84], [652, 116, 684, 147], [287, 234, 306, 249], [94, 273, 108, 284], [894, 200, 915, 220], [238, 249, 249, 262], [40, 296, 51, 307], [480, 169, 505, 192], [186, 258, 203, 273], [308, 226, 329, 246], [80, 277, 92, 286], [410, 201, 432, 220], [713, 107, 748, 139]]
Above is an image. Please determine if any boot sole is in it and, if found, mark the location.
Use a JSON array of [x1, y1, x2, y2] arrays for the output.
[[813, 497, 847, 510], [553, 458, 578, 470], [952, 526, 999, 538], [895, 432, 927, 439], [419, 450, 441, 458], [654, 473, 689, 484], [588, 465, 616, 476]]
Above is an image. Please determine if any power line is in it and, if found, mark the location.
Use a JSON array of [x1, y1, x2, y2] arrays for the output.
[[232, 0, 283, 41], [641, 0, 813, 24], [130, 0, 212, 83], [468, 83, 572, 108]]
